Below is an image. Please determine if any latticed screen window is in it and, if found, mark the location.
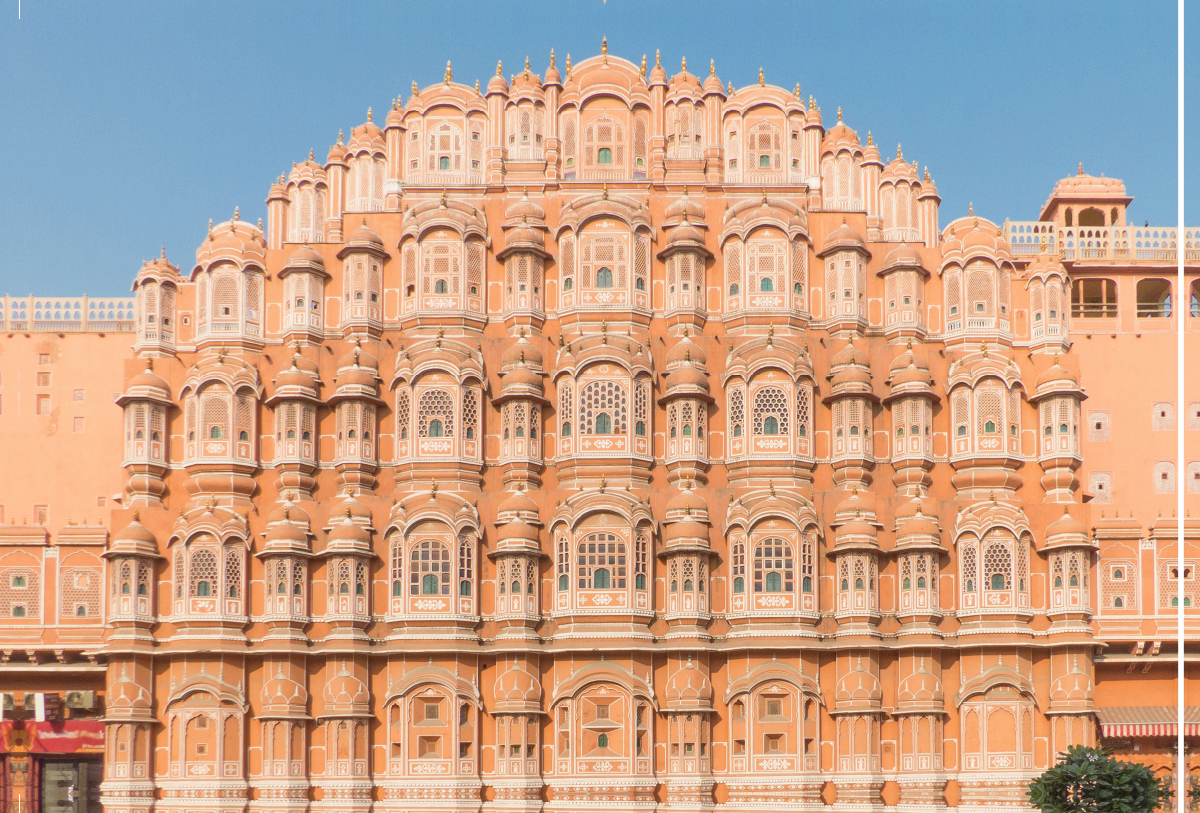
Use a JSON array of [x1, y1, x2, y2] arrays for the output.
[[583, 115, 624, 169], [458, 537, 474, 596], [945, 268, 962, 317], [1088, 411, 1110, 442], [633, 379, 649, 436], [961, 543, 978, 593], [726, 243, 742, 296], [754, 539, 794, 593], [1101, 560, 1133, 611], [1158, 561, 1200, 609], [462, 388, 479, 440], [748, 121, 782, 171], [1154, 462, 1176, 493], [418, 389, 455, 438], [729, 387, 745, 438], [390, 537, 404, 597], [557, 535, 571, 591], [202, 394, 230, 441], [1088, 472, 1113, 503], [983, 541, 1012, 591], [1153, 402, 1175, 431], [748, 240, 786, 294], [190, 549, 218, 597], [634, 532, 648, 589], [410, 540, 451, 596], [225, 548, 243, 599], [800, 535, 815, 592], [752, 387, 790, 435], [976, 388, 1003, 435], [60, 568, 100, 618], [576, 533, 627, 589], [0, 570, 39, 618], [580, 380, 627, 434]]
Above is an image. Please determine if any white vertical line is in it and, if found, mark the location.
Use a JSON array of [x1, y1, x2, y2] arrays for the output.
[[1177, 0, 1186, 810]]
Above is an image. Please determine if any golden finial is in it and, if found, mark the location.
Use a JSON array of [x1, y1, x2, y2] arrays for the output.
[[896, 143, 902, 159], [1078, 162, 1083, 176], [257, 217, 262, 230], [602, 182, 608, 200], [867, 131, 873, 146], [640, 54, 646, 75], [601, 320, 608, 343], [550, 49, 556, 69], [599, 476, 607, 494], [565, 53, 572, 76], [338, 129, 344, 144], [980, 340, 988, 358], [208, 218, 213, 239], [309, 148, 314, 161], [524, 55, 530, 74], [444, 61, 452, 83], [767, 323, 774, 346], [728, 80, 734, 94], [793, 83, 800, 98], [837, 106, 842, 122], [440, 188, 448, 207], [474, 79, 480, 93], [968, 201, 974, 217], [367, 107, 373, 122], [430, 478, 438, 497], [655, 49, 661, 68], [711, 60, 717, 77], [758, 67, 764, 86], [809, 94, 814, 107], [681, 55, 687, 72], [768, 479, 776, 498], [601, 36, 608, 64], [412, 80, 418, 95], [924, 166, 930, 182], [496, 60, 502, 77], [233, 206, 240, 221]]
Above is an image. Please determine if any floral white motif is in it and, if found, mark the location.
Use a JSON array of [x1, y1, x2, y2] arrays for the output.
[[593, 439, 614, 449], [421, 441, 452, 453], [595, 292, 614, 303], [204, 442, 225, 454], [411, 762, 449, 773], [414, 599, 447, 611], [188, 764, 213, 775], [757, 595, 790, 608], [592, 593, 612, 605], [758, 758, 791, 771], [757, 439, 789, 450]]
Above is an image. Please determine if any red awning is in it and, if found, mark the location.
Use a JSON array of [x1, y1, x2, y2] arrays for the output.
[[1096, 706, 1200, 738], [0, 721, 104, 753]]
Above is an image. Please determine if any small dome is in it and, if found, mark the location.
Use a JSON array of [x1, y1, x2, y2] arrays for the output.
[[836, 488, 875, 519], [113, 516, 157, 546], [821, 219, 867, 255], [821, 119, 862, 155], [337, 343, 379, 374], [889, 342, 929, 374], [505, 191, 546, 224], [502, 334, 544, 369], [1035, 356, 1078, 389], [1046, 506, 1088, 539], [881, 152, 920, 184], [497, 489, 539, 517], [665, 659, 713, 709], [665, 219, 705, 248], [494, 661, 543, 709], [327, 513, 371, 546], [284, 244, 326, 271], [663, 520, 710, 544], [834, 517, 877, 542], [896, 664, 944, 707], [128, 359, 170, 393], [265, 522, 308, 545], [343, 220, 384, 252], [543, 54, 561, 86], [337, 494, 373, 523], [831, 365, 872, 389], [666, 331, 707, 367], [665, 364, 709, 392], [497, 519, 541, 545], [501, 365, 541, 390], [666, 486, 708, 517], [262, 667, 308, 710], [895, 506, 940, 540], [664, 192, 706, 223], [324, 663, 369, 709], [835, 664, 882, 706], [831, 337, 869, 370], [487, 68, 510, 95], [882, 243, 924, 272]]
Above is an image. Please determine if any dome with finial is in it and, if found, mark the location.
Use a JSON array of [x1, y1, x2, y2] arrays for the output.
[[860, 131, 882, 166], [939, 214, 1012, 264], [323, 662, 370, 715], [125, 359, 172, 401], [339, 220, 385, 256], [504, 189, 547, 225], [885, 344, 936, 398], [881, 144, 921, 183], [333, 342, 381, 393], [664, 191, 706, 224], [135, 251, 181, 284], [1033, 354, 1081, 395], [667, 55, 702, 94], [543, 50, 561, 86], [834, 658, 883, 711], [665, 657, 713, 710], [492, 659, 543, 713], [108, 514, 161, 559], [261, 667, 309, 716], [324, 510, 372, 552], [501, 331, 545, 371], [195, 213, 266, 271], [665, 329, 707, 368], [647, 49, 667, 86], [272, 350, 321, 397], [281, 244, 327, 277], [896, 660, 944, 711], [665, 482, 709, 522], [496, 487, 540, 523], [819, 219, 869, 256], [702, 59, 724, 95], [820, 111, 863, 157], [881, 243, 926, 274], [1044, 505, 1092, 551], [346, 108, 385, 152], [267, 497, 312, 528], [894, 503, 943, 550]]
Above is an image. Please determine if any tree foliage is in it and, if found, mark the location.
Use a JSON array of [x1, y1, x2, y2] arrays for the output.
[[1028, 746, 1174, 813]]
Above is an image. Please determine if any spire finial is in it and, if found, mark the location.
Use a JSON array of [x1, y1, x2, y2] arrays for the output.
[[338, 129, 344, 144], [897, 143, 902, 159], [474, 79, 480, 93], [233, 206, 240, 221], [711, 60, 717, 77], [867, 131, 873, 146], [444, 61, 452, 83], [758, 67, 764, 86], [655, 49, 661, 68], [566, 53, 572, 76], [550, 49, 556, 68], [602, 182, 608, 200], [837, 106, 843, 122], [160, 245, 166, 259], [1078, 162, 1083, 176], [601, 36, 608, 64], [969, 201, 974, 217], [309, 148, 314, 161], [640, 54, 646, 75], [524, 55, 530, 74], [411, 80, 418, 95], [367, 106, 372, 122], [495, 60, 502, 77], [728, 80, 734, 94], [681, 55, 687, 72], [924, 165, 930, 182], [208, 218, 213, 240]]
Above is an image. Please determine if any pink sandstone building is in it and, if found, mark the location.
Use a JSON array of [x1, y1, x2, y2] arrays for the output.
[[0, 45, 1197, 813]]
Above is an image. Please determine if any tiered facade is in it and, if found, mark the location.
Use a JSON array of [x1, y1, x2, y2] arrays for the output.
[[1, 45, 1198, 813]]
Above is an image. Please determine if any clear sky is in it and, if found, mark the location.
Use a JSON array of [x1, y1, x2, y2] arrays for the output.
[[0, 0, 1193, 296]]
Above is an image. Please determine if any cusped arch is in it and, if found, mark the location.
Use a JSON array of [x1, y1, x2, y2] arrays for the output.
[[550, 660, 657, 708], [723, 659, 824, 705], [955, 666, 1038, 708], [384, 663, 481, 706]]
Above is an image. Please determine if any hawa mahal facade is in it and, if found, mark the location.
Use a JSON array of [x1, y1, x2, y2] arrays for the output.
[[0, 45, 1198, 813]]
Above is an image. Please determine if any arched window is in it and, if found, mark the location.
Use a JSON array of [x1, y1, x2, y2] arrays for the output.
[[596, 413, 612, 434], [418, 389, 454, 438], [752, 387, 790, 436], [596, 267, 614, 288], [598, 147, 612, 165], [763, 416, 779, 435], [577, 533, 626, 589], [983, 542, 1011, 592], [409, 540, 451, 596], [760, 277, 773, 292], [428, 419, 444, 438], [754, 539, 794, 594], [731, 538, 746, 594]]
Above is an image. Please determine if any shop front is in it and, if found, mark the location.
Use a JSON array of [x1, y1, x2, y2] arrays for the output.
[[0, 722, 104, 813]]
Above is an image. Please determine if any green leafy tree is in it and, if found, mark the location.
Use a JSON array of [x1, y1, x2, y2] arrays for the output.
[[1028, 746, 1176, 813]]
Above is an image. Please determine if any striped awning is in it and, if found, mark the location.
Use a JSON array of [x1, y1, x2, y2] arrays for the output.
[[1096, 706, 1200, 738]]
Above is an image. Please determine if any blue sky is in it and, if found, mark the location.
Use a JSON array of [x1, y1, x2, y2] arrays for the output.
[[0, 0, 1193, 296]]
